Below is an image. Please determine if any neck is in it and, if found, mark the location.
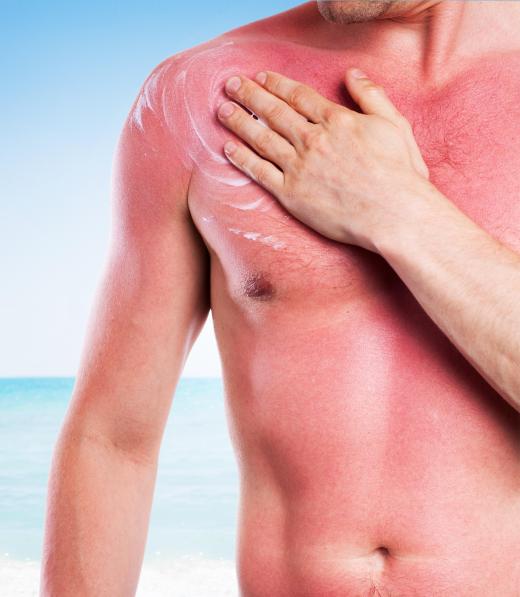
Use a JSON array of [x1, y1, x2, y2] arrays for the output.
[[387, 1, 520, 83], [297, 1, 520, 86]]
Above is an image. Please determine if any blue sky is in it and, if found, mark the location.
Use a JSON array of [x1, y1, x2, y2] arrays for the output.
[[1, 0, 300, 377]]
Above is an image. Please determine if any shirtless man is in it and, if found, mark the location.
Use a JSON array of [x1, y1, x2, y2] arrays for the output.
[[41, 1, 520, 595]]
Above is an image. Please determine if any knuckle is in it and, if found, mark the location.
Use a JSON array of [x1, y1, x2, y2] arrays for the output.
[[324, 106, 352, 126], [269, 73, 283, 94], [264, 102, 286, 122], [288, 84, 309, 110], [321, 104, 338, 123], [299, 127, 318, 148], [230, 110, 247, 132], [232, 147, 245, 167], [280, 180, 295, 203], [239, 82, 256, 105], [254, 164, 270, 185], [255, 129, 275, 153], [300, 127, 327, 151]]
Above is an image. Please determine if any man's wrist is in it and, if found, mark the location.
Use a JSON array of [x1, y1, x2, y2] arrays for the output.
[[372, 176, 457, 261]]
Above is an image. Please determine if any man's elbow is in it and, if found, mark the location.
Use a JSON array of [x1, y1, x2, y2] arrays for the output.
[[60, 405, 164, 469], [87, 423, 162, 467]]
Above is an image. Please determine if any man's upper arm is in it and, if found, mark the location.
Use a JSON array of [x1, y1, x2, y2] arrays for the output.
[[70, 56, 210, 456]]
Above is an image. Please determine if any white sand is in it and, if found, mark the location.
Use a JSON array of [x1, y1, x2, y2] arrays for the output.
[[0, 554, 238, 596]]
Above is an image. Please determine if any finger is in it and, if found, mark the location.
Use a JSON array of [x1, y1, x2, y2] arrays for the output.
[[345, 68, 430, 179], [255, 70, 338, 124], [224, 75, 309, 146], [223, 140, 284, 196], [345, 68, 403, 126], [218, 100, 296, 167]]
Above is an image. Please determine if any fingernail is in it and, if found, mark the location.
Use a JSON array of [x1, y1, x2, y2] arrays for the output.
[[225, 76, 241, 93], [255, 71, 267, 85], [350, 68, 368, 79], [224, 141, 237, 155], [218, 102, 236, 118]]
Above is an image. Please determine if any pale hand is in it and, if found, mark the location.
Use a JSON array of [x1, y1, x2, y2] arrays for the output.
[[217, 68, 432, 252]]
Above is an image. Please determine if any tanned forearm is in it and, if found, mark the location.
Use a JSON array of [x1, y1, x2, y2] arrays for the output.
[[41, 412, 158, 597], [375, 178, 520, 413]]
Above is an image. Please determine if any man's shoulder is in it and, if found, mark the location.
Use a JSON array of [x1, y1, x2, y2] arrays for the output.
[[126, 31, 286, 164], [125, 5, 315, 169], [128, 32, 260, 134]]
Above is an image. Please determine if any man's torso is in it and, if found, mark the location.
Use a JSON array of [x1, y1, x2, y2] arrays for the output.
[[140, 11, 520, 595]]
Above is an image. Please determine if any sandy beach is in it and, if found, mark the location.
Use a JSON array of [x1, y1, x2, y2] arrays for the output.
[[0, 555, 239, 596]]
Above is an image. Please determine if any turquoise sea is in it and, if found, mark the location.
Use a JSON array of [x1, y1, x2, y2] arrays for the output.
[[0, 377, 240, 595]]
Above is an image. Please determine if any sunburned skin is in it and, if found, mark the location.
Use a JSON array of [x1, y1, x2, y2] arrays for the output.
[[132, 39, 270, 189], [128, 3, 520, 594]]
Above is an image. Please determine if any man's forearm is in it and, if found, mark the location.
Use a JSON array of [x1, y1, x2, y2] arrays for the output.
[[375, 179, 520, 412], [41, 416, 158, 597]]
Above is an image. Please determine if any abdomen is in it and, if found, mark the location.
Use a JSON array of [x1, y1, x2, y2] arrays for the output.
[[212, 285, 520, 596]]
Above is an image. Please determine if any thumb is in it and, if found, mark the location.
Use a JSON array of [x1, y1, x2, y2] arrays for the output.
[[346, 68, 430, 180], [345, 67, 403, 126]]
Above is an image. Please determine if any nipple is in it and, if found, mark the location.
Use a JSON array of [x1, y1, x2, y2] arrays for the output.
[[243, 272, 275, 301]]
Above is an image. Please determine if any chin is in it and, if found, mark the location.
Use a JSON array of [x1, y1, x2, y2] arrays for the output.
[[317, 0, 392, 24]]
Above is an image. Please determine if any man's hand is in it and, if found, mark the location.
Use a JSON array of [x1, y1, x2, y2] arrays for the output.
[[217, 68, 520, 413], [217, 68, 431, 252]]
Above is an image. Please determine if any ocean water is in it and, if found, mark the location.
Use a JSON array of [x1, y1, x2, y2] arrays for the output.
[[0, 377, 240, 595]]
